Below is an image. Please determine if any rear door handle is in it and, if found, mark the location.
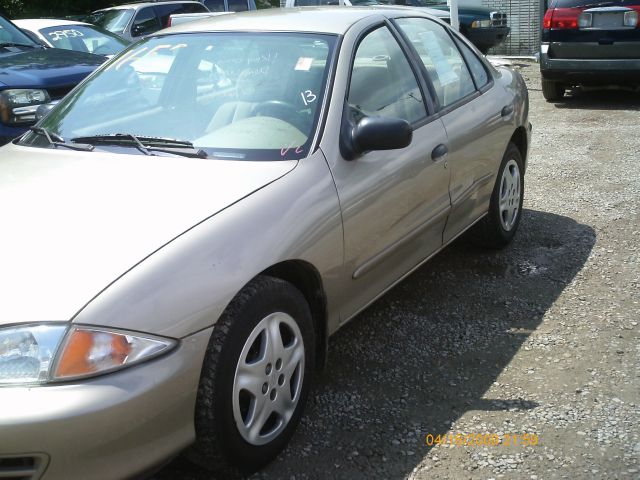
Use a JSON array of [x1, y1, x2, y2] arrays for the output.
[[431, 144, 448, 161], [501, 105, 514, 117]]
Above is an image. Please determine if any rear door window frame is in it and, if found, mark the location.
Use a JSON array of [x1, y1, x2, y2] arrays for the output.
[[389, 15, 495, 116]]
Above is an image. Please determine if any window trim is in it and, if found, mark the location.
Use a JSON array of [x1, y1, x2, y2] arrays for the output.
[[390, 16, 495, 116]]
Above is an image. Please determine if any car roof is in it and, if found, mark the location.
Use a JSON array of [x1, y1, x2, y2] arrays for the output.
[[97, 1, 204, 10], [13, 18, 90, 29], [162, 6, 441, 36]]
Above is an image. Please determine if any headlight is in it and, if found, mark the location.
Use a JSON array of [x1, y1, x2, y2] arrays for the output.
[[0, 89, 51, 125], [471, 19, 492, 28], [0, 324, 175, 385]]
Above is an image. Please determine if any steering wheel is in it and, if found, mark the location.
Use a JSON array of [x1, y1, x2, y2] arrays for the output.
[[252, 100, 310, 133], [92, 45, 113, 56]]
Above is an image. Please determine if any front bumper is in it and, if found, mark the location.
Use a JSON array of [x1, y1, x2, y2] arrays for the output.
[[465, 26, 510, 51], [540, 45, 640, 84], [0, 327, 212, 480]]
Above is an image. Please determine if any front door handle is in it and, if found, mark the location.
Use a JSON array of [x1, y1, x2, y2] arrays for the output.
[[431, 143, 448, 161], [501, 105, 514, 117]]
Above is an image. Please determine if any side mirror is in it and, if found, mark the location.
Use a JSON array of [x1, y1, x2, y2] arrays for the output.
[[342, 115, 413, 160], [131, 24, 143, 37]]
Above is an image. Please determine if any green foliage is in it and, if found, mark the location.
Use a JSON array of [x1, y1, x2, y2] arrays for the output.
[[0, 0, 25, 17], [1, 0, 117, 19]]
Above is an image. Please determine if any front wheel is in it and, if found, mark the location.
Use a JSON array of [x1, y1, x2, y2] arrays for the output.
[[190, 276, 315, 476], [470, 142, 524, 248]]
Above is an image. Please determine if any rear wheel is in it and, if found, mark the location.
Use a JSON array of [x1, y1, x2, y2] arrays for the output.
[[470, 142, 524, 248], [190, 276, 314, 477], [541, 78, 565, 101]]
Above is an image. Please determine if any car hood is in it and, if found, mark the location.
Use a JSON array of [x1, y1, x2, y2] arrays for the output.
[[0, 48, 103, 90], [0, 144, 297, 325]]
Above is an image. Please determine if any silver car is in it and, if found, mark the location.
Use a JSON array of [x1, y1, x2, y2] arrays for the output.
[[0, 7, 530, 479]]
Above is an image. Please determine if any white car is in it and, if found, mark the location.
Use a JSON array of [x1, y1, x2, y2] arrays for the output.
[[14, 19, 130, 59]]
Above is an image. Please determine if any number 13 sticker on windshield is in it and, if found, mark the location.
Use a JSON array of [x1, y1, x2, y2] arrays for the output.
[[300, 90, 316, 106]]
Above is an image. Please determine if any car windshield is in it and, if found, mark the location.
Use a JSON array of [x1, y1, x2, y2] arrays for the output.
[[0, 16, 38, 47], [22, 32, 336, 161], [87, 9, 134, 35], [38, 24, 130, 56]]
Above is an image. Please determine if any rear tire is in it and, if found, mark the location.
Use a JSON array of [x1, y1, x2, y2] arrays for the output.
[[470, 142, 524, 248], [189, 275, 315, 477], [541, 78, 565, 101]]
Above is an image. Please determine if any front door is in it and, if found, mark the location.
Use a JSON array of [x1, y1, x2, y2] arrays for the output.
[[323, 24, 451, 323]]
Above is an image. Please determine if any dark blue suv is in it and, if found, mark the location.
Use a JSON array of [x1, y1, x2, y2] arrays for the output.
[[541, 0, 640, 100], [0, 14, 104, 144]]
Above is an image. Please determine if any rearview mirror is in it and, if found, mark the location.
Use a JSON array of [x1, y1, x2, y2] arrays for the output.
[[342, 116, 413, 160]]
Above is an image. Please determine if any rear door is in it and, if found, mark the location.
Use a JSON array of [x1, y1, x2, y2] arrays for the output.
[[545, 0, 640, 59], [394, 17, 512, 243]]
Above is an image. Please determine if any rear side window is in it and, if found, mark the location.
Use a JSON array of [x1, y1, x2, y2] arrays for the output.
[[132, 7, 159, 36], [453, 37, 490, 89], [155, 3, 207, 27], [395, 18, 476, 108], [227, 0, 249, 11], [204, 0, 226, 11]]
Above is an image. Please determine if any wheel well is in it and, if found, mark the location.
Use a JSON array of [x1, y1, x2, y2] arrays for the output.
[[510, 127, 528, 172], [261, 261, 328, 371]]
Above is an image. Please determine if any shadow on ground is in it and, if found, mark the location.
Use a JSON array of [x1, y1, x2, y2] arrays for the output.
[[152, 208, 595, 480], [554, 87, 640, 111]]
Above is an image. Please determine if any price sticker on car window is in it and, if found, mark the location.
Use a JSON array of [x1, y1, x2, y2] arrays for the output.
[[295, 57, 313, 71], [419, 30, 458, 86], [48, 29, 84, 42]]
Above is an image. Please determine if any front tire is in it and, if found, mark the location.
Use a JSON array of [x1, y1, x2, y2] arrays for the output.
[[190, 275, 315, 476], [541, 78, 565, 101], [470, 142, 524, 248]]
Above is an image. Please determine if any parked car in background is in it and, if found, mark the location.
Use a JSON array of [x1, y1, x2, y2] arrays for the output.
[[284, 0, 508, 53], [15, 19, 130, 59], [0, 7, 530, 479], [283, 0, 452, 22], [201, 0, 257, 12], [0, 14, 104, 144], [540, 0, 640, 101], [393, 0, 509, 53], [87, 1, 210, 42], [168, 11, 233, 27]]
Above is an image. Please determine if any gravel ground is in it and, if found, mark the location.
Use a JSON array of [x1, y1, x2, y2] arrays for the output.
[[153, 61, 640, 480]]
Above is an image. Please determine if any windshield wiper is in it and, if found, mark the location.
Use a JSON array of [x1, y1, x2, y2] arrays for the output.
[[71, 134, 208, 158], [29, 127, 94, 152], [0, 42, 38, 49]]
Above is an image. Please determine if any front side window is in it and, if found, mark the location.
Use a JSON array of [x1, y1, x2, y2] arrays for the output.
[[395, 17, 476, 108], [132, 7, 160, 37], [348, 26, 426, 125], [88, 9, 134, 35], [22, 33, 336, 161], [38, 25, 129, 56]]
